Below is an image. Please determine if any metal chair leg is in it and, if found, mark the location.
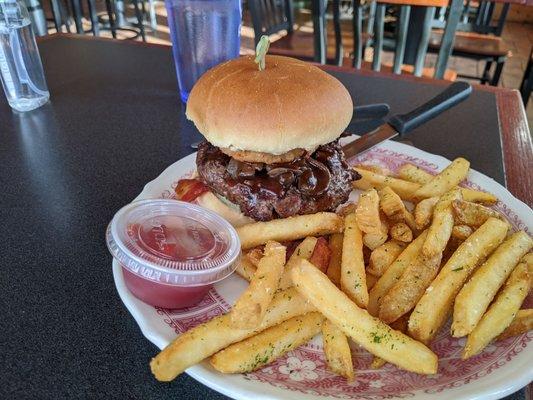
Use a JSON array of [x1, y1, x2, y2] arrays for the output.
[[86, 0, 100, 36], [69, 0, 84, 33], [105, 0, 117, 38], [50, 0, 62, 32], [490, 57, 505, 86], [148, 0, 157, 31], [481, 61, 492, 84], [132, 0, 146, 41]]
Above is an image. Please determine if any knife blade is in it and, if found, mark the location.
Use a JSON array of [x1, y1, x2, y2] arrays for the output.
[[342, 81, 473, 159]]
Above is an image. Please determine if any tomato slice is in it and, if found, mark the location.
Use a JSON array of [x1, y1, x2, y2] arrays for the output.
[[174, 178, 209, 203]]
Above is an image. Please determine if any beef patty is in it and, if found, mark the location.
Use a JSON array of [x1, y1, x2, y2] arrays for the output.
[[196, 140, 360, 221]]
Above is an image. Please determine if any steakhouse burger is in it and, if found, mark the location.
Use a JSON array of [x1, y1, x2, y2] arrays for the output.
[[185, 55, 360, 225]]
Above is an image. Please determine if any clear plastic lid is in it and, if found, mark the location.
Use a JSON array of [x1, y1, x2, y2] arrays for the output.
[[106, 199, 241, 286]]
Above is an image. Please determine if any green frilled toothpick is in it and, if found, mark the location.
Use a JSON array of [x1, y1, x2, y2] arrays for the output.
[[254, 35, 270, 71]]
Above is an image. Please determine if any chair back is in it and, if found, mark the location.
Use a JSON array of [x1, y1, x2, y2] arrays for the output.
[[249, 0, 294, 45], [434, 1, 509, 36], [348, 0, 463, 79]]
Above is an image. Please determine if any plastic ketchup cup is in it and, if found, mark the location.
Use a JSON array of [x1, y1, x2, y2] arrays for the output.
[[106, 199, 241, 309]]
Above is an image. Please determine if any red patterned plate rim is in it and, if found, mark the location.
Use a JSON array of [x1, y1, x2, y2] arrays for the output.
[[112, 138, 532, 400]]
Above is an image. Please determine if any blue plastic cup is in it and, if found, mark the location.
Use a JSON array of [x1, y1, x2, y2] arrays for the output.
[[165, 0, 242, 103]]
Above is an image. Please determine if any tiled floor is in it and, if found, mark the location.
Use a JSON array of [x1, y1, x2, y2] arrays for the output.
[[52, 3, 533, 126]]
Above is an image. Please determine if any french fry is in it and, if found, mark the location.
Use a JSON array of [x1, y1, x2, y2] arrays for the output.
[[327, 233, 343, 287], [397, 163, 497, 204], [463, 260, 531, 359], [408, 218, 509, 344], [414, 197, 439, 230], [461, 188, 498, 205], [390, 222, 413, 243], [278, 237, 317, 291], [371, 314, 410, 369], [452, 246, 533, 337], [235, 256, 256, 282], [362, 219, 389, 250], [353, 168, 420, 202], [451, 225, 473, 241], [231, 241, 286, 328], [150, 287, 315, 381], [211, 313, 324, 373], [496, 309, 533, 341], [370, 356, 387, 369], [246, 247, 263, 267], [379, 186, 417, 230], [356, 164, 391, 176], [397, 163, 433, 185], [322, 319, 354, 380], [309, 237, 332, 273], [413, 158, 470, 199], [355, 189, 382, 234], [237, 213, 343, 249], [291, 259, 438, 375], [379, 253, 442, 324], [422, 188, 462, 258], [341, 214, 368, 308], [368, 240, 406, 277], [368, 230, 428, 316], [366, 272, 378, 289], [452, 199, 501, 227], [337, 202, 357, 217]]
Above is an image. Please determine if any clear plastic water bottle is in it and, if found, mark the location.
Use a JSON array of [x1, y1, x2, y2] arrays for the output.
[[0, 0, 49, 112]]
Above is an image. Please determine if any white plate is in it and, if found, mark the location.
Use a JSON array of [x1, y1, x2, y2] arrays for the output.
[[113, 138, 532, 400]]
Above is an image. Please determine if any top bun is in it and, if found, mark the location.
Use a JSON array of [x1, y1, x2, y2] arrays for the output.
[[186, 55, 353, 155]]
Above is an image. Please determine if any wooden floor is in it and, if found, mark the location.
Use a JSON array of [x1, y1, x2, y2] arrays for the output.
[[51, 3, 533, 126]]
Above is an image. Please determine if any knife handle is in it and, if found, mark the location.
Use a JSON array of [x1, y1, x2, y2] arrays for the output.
[[388, 82, 472, 136], [353, 103, 390, 120]]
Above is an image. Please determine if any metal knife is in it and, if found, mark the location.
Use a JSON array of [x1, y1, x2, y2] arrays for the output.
[[342, 82, 473, 159]]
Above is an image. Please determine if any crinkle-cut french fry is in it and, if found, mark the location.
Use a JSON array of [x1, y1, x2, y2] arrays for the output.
[[414, 197, 440, 230], [322, 319, 355, 380], [356, 189, 382, 234], [237, 213, 343, 249], [451, 225, 473, 241], [379, 186, 417, 231], [390, 222, 413, 243], [452, 199, 502, 227], [231, 241, 286, 329], [235, 256, 256, 282], [463, 259, 531, 359], [368, 240, 406, 277], [379, 253, 442, 324], [150, 287, 315, 381], [291, 259, 438, 375], [211, 312, 324, 373], [413, 158, 470, 199], [327, 233, 344, 287], [422, 188, 462, 258], [341, 214, 368, 308], [496, 309, 533, 341], [353, 168, 420, 202], [408, 218, 509, 344], [397, 163, 497, 205], [278, 237, 317, 291], [452, 246, 533, 337], [368, 231, 428, 317]]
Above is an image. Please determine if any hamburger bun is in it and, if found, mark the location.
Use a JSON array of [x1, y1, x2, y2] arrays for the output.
[[186, 55, 353, 156]]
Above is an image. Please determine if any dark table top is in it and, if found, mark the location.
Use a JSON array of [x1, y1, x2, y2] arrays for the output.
[[0, 34, 530, 400]]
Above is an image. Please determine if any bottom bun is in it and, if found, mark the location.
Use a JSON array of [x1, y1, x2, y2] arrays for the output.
[[196, 191, 254, 227]]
